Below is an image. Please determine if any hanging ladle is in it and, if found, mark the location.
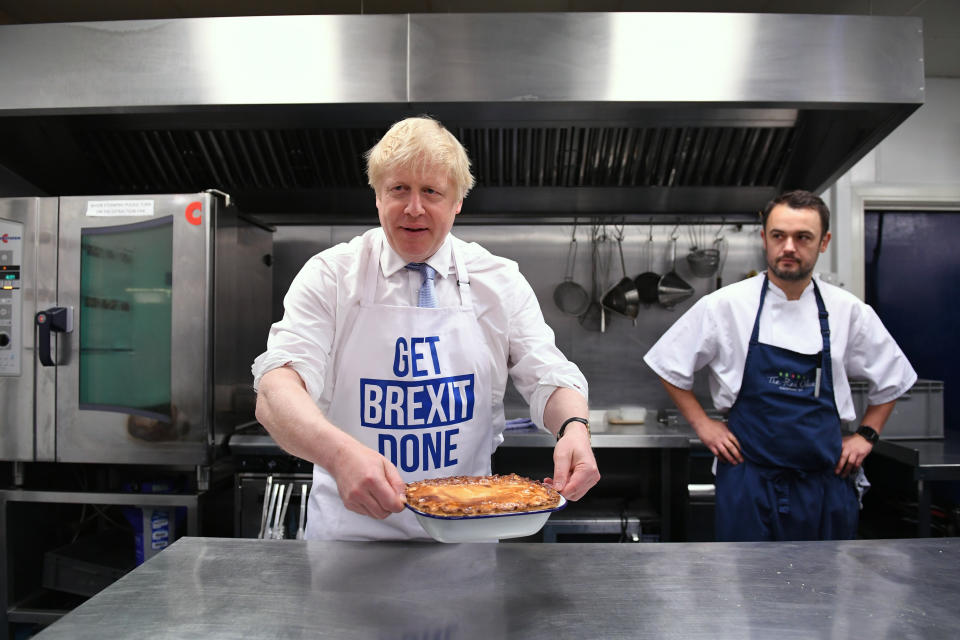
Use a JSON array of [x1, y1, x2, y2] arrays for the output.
[[713, 222, 729, 291], [579, 224, 608, 333]]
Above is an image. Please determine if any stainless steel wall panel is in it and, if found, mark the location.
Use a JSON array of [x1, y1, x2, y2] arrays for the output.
[[410, 13, 923, 104], [0, 15, 408, 113]]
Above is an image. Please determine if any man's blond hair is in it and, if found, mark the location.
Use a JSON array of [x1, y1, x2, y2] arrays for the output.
[[365, 116, 475, 200]]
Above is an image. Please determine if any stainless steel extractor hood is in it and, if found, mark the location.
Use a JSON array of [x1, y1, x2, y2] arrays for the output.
[[0, 12, 924, 223]]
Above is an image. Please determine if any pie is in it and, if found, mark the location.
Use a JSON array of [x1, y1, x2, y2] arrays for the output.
[[405, 473, 562, 517]]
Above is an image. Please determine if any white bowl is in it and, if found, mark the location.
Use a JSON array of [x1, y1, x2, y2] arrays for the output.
[[406, 496, 567, 543]]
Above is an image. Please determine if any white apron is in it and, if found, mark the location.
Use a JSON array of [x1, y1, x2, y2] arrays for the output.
[[306, 234, 496, 540]]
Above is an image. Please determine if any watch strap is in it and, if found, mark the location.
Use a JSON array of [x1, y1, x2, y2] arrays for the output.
[[856, 424, 879, 445], [557, 417, 590, 441]]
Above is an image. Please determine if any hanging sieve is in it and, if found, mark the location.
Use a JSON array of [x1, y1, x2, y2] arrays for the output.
[[553, 221, 590, 315]]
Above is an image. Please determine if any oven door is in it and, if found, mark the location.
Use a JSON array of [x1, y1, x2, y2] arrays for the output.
[[0, 197, 58, 462], [53, 194, 217, 465]]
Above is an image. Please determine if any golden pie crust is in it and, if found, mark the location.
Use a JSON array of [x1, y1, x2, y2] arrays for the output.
[[405, 473, 561, 517]]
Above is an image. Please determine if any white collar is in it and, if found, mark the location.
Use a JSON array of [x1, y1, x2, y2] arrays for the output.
[[764, 271, 816, 301], [380, 232, 454, 279]]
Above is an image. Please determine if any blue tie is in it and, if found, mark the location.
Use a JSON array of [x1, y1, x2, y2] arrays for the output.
[[406, 263, 438, 308]]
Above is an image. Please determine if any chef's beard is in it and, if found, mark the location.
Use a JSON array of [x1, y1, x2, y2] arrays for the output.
[[769, 258, 814, 281]]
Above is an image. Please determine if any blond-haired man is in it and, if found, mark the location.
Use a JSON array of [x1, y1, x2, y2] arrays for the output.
[[253, 117, 599, 540]]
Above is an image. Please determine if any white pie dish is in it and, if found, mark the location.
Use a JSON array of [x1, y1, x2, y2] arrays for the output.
[[406, 495, 567, 543]]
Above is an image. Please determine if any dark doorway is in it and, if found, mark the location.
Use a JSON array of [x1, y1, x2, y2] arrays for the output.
[[864, 210, 960, 438]]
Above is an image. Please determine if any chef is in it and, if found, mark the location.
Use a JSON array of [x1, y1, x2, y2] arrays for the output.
[[253, 116, 599, 540], [644, 190, 916, 541]]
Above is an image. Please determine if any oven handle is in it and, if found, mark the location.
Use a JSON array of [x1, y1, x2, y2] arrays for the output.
[[35, 306, 73, 367]]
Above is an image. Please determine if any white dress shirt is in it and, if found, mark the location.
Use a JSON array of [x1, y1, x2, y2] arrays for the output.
[[643, 273, 917, 422], [252, 228, 588, 431]]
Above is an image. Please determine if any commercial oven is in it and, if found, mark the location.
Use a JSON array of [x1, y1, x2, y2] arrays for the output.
[[0, 192, 272, 466]]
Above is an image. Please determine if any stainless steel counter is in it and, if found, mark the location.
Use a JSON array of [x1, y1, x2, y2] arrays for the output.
[[502, 422, 695, 448], [874, 438, 960, 480], [229, 419, 698, 455], [871, 437, 960, 537], [36, 537, 959, 639]]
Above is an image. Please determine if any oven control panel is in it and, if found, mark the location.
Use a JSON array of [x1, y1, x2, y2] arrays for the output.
[[0, 218, 23, 376]]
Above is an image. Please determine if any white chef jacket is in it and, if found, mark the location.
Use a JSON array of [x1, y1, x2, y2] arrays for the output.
[[252, 228, 588, 436], [643, 272, 917, 423]]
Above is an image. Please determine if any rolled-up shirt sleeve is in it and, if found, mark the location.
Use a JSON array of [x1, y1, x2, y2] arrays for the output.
[[251, 256, 338, 404], [643, 297, 719, 390], [844, 303, 917, 406], [504, 272, 588, 428]]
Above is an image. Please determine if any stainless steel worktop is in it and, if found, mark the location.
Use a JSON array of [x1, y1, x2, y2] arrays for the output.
[[869, 436, 960, 537], [501, 422, 695, 448], [228, 418, 697, 456], [36, 536, 959, 639], [874, 438, 960, 480]]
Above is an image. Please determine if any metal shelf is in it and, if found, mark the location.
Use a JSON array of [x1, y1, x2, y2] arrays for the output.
[[6, 588, 86, 626], [1, 489, 204, 640]]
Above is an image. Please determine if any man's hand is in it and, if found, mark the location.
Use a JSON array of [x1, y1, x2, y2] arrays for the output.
[[544, 424, 600, 501], [694, 418, 743, 465], [329, 440, 407, 519], [835, 433, 873, 477], [658, 379, 741, 465]]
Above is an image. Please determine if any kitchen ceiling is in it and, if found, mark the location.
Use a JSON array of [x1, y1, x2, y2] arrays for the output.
[[0, 8, 929, 222]]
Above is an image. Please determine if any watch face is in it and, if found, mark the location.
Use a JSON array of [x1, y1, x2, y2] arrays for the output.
[[857, 426, 879, 444]]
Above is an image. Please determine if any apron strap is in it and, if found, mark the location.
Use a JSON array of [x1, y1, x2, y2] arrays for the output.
[[748, 274, 770, 346], [811, 278, 831, 357], [451, 239, 473, 310], [361, 234, 382, 307]]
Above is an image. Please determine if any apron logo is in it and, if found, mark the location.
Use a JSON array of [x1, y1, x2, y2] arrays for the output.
[[360, 336, 476, 472], [360, 374, 475, 428], [767, 370, 813, 393]]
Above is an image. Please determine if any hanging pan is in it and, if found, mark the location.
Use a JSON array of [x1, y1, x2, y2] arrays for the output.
[[634, 221, 661, 305]]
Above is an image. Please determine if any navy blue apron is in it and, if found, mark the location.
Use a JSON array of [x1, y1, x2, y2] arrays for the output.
[[715, 275, 859, 541]]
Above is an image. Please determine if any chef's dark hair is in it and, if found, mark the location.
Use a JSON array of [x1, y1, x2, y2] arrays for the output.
[[760, 190, 830, 238]]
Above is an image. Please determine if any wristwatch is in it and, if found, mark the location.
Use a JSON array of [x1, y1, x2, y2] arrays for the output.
[[557, 417, 590, 441], [856, 424, 880, 446]]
